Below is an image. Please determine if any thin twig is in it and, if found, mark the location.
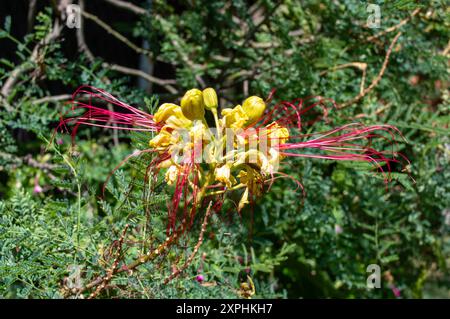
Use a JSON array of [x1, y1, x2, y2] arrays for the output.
[[81, 10, 153, 58], [104, 63, 178, 93], [88, 224, 130, 299], [70, 201, 213, 298], [69, 219, 183, 297], [31, 93, 105, 104], [338, 32, 402, 109], [27, 0, 37, 33], [441, 39, 450, 56], [32, 94, 73, 104], [365, 8, 420, 43], [320, 62, 367, 75], [1, 20, 64, 104], [0, 151, 58, 172], [101, 0, 148, 16], [163, 202, 213, 284], [321, 62, 367, 95], [169, 37, 206, 88], [77, 0, 95, 63], [217, 1, 283, 84]]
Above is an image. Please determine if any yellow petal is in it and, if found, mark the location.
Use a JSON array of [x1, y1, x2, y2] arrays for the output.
[[164, 165, 179, 185], [149, 129, 173, 148], [215, 164, 233, 188], [221, 105, 248, 129], [154, 103, 180, 123], [238, 188, 249, 212], [266, 122, 289, 145]]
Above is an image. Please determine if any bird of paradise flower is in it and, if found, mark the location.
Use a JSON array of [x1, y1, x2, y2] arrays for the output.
[[56, 85, 412, 297], [57, 85, 410, 233]]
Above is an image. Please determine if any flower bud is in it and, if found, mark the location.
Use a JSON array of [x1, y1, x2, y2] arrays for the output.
[[181, 89, 205, 120], [242, 96, 266, 125], [202, 88, 218, 110]]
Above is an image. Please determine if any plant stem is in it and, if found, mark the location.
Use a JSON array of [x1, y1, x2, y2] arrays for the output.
[[211, 108, 222, 141], [46, 137, 82, 262], [61, 153, 82, 261]]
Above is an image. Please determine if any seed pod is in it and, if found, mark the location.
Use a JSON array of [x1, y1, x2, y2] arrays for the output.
[[242, 96, 266, 125], [180, 89, 205, 120], [202, 88, 218, 110]]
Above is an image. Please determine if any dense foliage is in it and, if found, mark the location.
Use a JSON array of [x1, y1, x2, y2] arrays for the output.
[[0, 0, 448, 298]]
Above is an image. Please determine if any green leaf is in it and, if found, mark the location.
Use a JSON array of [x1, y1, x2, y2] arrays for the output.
[[4, 16, 11, 33]]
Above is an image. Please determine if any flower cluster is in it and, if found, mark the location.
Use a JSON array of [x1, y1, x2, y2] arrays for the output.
[[148, 88, 289, 211], [58, 85, 409, 232]]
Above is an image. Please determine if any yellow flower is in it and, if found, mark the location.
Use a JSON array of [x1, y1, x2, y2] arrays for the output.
[[190, 120, 208, 140], [181, 89, 205, 120], [214, 164, 235, 188], [237, 169, 262, 195], [234, 149, 269, 172], [237, 168, 262, 211], [154, 103, 181, 123], [242, 96, 266, 125], [238, 188, 249, 212], [149, 128, 175, 148], [238, 276, 256, 298], [149, 90, 290, 212], [237, 169, 250, 184], [165, 165, 180, 185], [202, 88, 218, 110], [158, 159, 174, 168], [263, 148, 282, 175], [153, 103, 191, 130], [165, 113, 192, 130], [189, 120, 208, 162], [221, 105, 248, 129], [266, 122, 289, 146]]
